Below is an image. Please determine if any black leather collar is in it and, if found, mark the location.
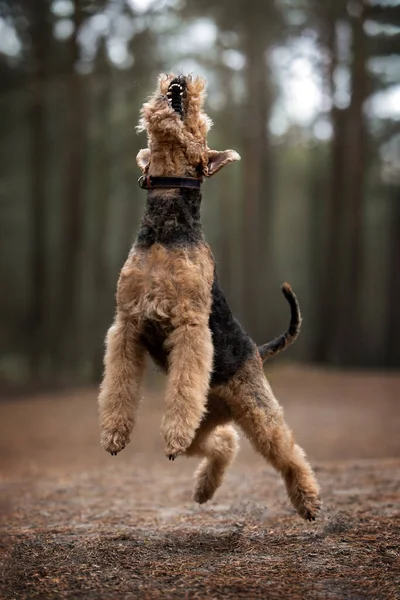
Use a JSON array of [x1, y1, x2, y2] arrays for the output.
[[138, 176, 202, 190]]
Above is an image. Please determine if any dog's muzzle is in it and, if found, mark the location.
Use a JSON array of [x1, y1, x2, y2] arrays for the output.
[[167, 77, 186, 119]]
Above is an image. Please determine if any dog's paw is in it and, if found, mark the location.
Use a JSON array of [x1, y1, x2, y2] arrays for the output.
[[162, 420, 196, 460], [100, 427, 131, 456], [299, 494, 322, 522], [164, 442, 187, 461], [163, 433, 195, 461], [193, 478, 215, 504]]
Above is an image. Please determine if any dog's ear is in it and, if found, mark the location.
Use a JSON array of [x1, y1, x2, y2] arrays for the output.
[[136, 148, 151, 174], [206, 149, 241, 177]]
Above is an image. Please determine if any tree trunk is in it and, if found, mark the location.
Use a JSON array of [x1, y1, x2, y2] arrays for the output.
[[314, 15, 345, 361], [385, 186, 400, 367], [92, 52, 112, 380], [56, 2, 88, 376], [315, 105, 348, 361], [27, 1, 50, 379], [215, 61, 236, 298], [332, 7, 367, 364], [315, 5, 367, 365], [241, 24, 274, 341]]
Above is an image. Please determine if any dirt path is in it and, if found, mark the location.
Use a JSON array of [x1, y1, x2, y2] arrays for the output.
[[1, 366, 399, 599]]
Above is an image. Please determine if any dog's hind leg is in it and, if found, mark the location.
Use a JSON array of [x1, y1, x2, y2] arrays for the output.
[[186, 397, 238, 503], [217, 356, 321, 521], [161, 317, 214, 459], [98, 312, 145, 455], [191, 425, 239, 504]]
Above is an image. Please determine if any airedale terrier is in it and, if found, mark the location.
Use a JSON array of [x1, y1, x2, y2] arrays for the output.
[[98, 74, 321, 521]]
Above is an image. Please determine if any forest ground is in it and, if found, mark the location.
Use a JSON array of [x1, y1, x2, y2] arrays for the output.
[[1, 365, 399, 599]]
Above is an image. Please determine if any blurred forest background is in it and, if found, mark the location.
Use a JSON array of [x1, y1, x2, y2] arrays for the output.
[[0, 0, 399, 389]]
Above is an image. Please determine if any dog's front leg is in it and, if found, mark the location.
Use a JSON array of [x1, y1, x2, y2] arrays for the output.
[[98, 311, 145, 455], [161, 318, 213, 459]]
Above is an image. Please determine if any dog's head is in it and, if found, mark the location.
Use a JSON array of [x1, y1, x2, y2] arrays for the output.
[[136, 74, 240, 179]]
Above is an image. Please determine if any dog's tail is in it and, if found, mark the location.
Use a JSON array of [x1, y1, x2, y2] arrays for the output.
[[257, 282, 302, 362]]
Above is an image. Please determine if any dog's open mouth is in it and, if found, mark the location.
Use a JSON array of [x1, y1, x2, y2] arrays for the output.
[[167, 77, 186, 119]]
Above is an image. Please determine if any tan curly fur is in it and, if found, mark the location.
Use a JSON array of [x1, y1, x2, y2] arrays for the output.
[[137, 74, 211, 177], [187, 424, 239, 504], [98, 73, 321, 521], [136, 74, 239, 178], [211, 355, 321, 520], [101, 242, 215, 459], [98, 313, 146, 455]]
